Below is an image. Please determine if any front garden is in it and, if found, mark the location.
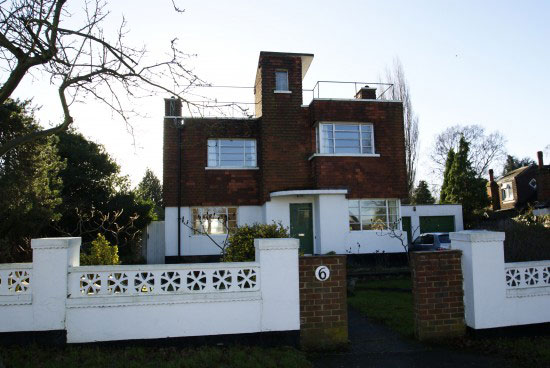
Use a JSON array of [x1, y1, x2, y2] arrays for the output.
[[349, 276, 550, 367]]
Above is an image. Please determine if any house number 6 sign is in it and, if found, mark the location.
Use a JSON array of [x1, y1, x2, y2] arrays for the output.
[[315, 266, 330, 281]]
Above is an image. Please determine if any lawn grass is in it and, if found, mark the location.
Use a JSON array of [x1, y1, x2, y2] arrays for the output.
[[349, 276, 550, 366], [0, 344, 312, 368], [348, 277, 414, 337]]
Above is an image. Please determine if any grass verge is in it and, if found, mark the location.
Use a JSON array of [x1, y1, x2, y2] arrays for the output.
[[0, 344, 312, 368], [348, 276, 550, 366]]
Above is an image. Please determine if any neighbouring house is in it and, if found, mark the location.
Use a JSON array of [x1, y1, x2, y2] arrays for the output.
[[487, 151, 550, 214], [164, 51, 413, 260]]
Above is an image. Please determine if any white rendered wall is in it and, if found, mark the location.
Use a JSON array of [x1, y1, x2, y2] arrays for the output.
[[165, 206, 262, 256], [451, 230, 550, 329], [401, 204, 464, 237]]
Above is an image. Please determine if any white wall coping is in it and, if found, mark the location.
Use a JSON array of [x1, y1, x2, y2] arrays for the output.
[[505, 260, 550, 268], [31, 237, 81, 249], [0, 295, 32, 305], [0, 263, 32, 270], [254, 238, 299, 251], [450, 230, 505, 242], [69, 261, 259, 273], [270, 189, 347, 198], [401, 204, 462, 207]]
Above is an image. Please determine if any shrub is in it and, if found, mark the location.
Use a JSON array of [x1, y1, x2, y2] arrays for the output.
[[80, 233, 120, 265], [477, 210, 550, 262], [222, 222, 289, 262]]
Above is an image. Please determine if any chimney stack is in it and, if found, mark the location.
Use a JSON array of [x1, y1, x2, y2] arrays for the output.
[[537, 151, 544, 168], [487, 168, 500, 211], [489, 169, 495, 182], [355, 85, 377, 100], [164, 97, 182, 117]]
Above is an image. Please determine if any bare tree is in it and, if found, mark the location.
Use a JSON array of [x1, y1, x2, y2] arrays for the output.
[[431, 124, 506, 178], [181, 211, 231, 257], [0, 0, 203, 156], [381, 58, 419, 200]]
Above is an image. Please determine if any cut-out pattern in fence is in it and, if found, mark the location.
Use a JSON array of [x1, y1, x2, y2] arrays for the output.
[[69, 264, 259, 297], [0, 265, 32, 295], [505, 262, 550, 289]]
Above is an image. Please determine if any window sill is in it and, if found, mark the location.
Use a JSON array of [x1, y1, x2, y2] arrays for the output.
[[274, 90, 292, 94], [205, 167, 259, 170], [308, 153, 380, 160]]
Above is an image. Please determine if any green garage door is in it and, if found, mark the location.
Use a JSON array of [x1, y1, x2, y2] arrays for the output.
[[419, 216, 455, 233]]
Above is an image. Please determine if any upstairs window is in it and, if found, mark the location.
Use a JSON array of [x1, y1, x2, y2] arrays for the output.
[[207, 139, 257, 168], [349, 199, 399, 231], [275, 70, 289, 91], [192, 207, 237, 235], [318, 123, 374, 154], [501, 182, 514, 201]]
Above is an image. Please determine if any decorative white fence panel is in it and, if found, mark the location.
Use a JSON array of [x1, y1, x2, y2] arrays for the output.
[[0, 237, 300, 343], [0, 263, 32, 296], [68, 263, 260, 297], [451, 231, 550, 329], [505, 261, 550, 289]]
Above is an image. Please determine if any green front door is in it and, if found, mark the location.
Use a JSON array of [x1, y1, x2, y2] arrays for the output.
[[290, 203, 314, 254], [419, 216, 455, 233]]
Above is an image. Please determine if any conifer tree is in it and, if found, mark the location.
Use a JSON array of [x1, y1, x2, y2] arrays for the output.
[[440, 136, 489, 224], [440, 148, 455, 203], [411, 180, 435, 204]]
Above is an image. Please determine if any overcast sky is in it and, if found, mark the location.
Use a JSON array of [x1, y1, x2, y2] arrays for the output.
[[11, 0, 550, 189]]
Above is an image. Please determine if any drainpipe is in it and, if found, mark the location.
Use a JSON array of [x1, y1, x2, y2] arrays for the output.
[[166, 97, 183, 262], [177, 125, 182, 262]]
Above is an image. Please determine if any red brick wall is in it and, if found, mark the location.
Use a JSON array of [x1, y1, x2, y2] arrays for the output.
[[309, 100, 408, 199], [164, 53, 408, 206], [257, 54, 315, 202], [299, 255, 348, 350], [410, 250, 465, 341], [163, 118, 261, 207]]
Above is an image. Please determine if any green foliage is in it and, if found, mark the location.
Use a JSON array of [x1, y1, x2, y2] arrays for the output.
[[80, 233, 120, 265], [0, 100, 65, 262], [440, 148, 455, 203], [411, 180, 435, 204], [479, 209, 550, 262], [136, 168, 164, 220], [440, 136, 489, 225], [502, 154, 536, 176], [52, 130, 154, 263], [223, 222, 289, 262]]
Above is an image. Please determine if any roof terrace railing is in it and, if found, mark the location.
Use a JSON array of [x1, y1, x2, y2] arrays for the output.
[[303, 81, 394, 105], [172, 81, 396, 119]]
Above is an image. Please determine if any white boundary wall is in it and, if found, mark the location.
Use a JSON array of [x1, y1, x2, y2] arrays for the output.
[[451, 231, 550, 329], [0, 237, 300, 343]]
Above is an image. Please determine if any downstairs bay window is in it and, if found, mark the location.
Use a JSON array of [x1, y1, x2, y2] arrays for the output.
[[349, 199, 400, 231], [192, 207, 237, 235]]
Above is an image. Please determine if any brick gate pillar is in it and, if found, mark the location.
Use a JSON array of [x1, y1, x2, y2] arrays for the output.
[[299, 255, 348, 350], [410, 250, 466, 341]]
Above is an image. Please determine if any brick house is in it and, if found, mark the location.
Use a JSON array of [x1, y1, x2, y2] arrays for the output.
[[487, 151, 549, 213], [163, 51, 408, 259]]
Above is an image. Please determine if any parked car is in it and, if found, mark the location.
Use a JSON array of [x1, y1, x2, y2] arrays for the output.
[[408, 233, 451, 252]]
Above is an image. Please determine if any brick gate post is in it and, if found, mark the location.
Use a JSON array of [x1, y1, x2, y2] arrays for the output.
[[299, 255, 348, 350], [410, 250, 466, 341]]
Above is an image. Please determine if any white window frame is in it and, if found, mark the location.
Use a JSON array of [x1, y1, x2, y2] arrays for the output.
[[207, 139, 257, 169], [274, 70, 290, 92], [316, 122, 376, 156], [191, 207, 237, 235], [348, 199, 400, 231], [501, 182, 514, 202]]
